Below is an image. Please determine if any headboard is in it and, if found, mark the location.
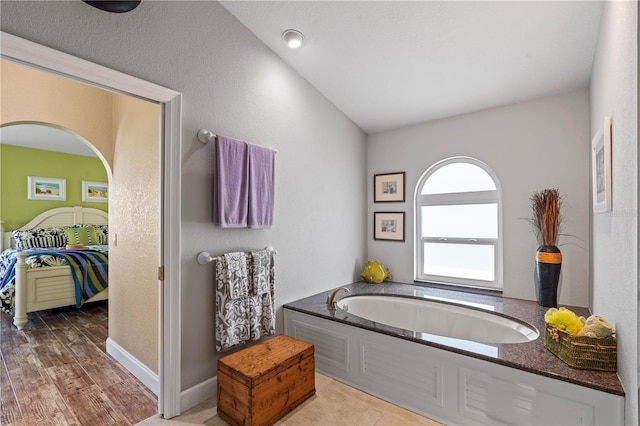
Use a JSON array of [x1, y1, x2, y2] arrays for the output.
[[1, 206, 108, 251]]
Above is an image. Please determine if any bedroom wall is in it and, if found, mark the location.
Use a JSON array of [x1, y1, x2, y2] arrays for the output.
[[589, 1, 638, 423], [0, 144, 108, 230], [1, 60, 115, 167], [367, 89, 591, 307], [109, 95, 161, 373], [0, 1, 368, 397]]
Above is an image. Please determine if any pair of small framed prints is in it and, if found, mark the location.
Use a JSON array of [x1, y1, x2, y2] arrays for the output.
[[373, 172, 405, 242], [27, 176, 108, 203]]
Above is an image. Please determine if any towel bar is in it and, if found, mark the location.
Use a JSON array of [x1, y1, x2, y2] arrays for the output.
[[197, 129, 278, 153], [197, 246, 277, 265]]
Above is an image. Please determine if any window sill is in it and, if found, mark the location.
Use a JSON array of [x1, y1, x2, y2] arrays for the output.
[[412, 280, 503, 297]]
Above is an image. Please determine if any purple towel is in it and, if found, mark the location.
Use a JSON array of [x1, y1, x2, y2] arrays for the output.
[[214, 136, 249, 228], [247, 144, 275, 229]]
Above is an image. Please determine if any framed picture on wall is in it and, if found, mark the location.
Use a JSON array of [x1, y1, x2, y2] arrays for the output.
[[592, 116, 612, 213], [27, 176, 66, 201], [82, 181, 108, 203], [374, 172, 405, 202], [374, 211, 405, 242]]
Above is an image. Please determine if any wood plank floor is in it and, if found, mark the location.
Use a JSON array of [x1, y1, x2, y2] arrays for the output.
[[1, 302, 157, 425]]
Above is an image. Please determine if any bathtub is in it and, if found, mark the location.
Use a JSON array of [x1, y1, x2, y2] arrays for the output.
[[336, 295, 538, 344], [283, 282, 624, 425]]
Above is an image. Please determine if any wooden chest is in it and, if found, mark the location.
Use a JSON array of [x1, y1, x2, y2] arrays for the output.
[[217, 335, 315, 426]]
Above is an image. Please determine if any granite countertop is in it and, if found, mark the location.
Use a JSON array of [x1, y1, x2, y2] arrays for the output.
[[283, 281, 624, 397]]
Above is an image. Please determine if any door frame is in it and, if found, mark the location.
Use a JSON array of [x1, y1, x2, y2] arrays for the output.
[[1, 32, 182, 418]]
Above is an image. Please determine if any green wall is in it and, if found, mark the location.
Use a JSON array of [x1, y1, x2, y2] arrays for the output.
[[0, 144, 108, 230]]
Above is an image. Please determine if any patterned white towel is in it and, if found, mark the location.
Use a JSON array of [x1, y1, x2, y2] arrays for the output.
[[215, 252, 250, 351], [215, 249, 276, 352]]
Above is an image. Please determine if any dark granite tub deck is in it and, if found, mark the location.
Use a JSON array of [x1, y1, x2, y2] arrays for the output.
[[283, 281, 624, 397]]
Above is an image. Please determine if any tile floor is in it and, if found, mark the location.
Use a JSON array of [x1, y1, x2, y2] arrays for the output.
[[137, 372, 443, 425]]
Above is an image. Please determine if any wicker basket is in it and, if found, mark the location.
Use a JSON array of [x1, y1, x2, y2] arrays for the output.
[[544, 324, 617, 371]]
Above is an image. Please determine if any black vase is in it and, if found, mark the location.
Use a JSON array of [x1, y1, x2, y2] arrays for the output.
[[535, 245, 562, 308]]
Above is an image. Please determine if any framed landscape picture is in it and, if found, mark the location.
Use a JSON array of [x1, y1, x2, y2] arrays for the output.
[[374, 172, 405, 202], [27, 176, 66, 201], [374, 211, 405, 242], [82, 181, 108, 203]]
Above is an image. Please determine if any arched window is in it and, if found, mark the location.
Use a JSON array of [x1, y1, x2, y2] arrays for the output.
[[415, 157, 502, 290]]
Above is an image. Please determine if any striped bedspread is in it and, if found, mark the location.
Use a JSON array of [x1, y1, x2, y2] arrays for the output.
[[0, 248, 108, 313]]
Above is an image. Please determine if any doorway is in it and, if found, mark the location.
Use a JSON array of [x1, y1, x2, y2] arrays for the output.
[[1, 32, 182, 418]]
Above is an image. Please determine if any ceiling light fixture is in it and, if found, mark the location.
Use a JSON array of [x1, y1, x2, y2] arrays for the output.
[[82, 1, 141, 13], [282, 29, 305, 49]]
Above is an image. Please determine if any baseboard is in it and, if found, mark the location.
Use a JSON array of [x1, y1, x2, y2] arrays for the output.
[[180, 376, 218, 413], [106, 337, 217, 414], [106, 337, 159, 396]]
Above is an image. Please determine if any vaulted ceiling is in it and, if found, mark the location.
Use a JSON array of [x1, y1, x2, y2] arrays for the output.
[[221, 1, 603, 134], [1, 2, 604, 151]]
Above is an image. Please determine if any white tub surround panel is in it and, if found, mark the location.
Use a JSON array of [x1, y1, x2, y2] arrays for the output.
[[285, 309, 623, 425], [285, 282, 624, 424]]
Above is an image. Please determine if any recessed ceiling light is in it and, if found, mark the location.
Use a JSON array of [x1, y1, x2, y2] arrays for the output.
[[282, 29, 305, 49], [83, 1, 141, 13]]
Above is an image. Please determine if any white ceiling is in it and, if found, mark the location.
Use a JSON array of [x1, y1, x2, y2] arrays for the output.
[[0, 124, 97, 157], [220, 1, 603, 134]]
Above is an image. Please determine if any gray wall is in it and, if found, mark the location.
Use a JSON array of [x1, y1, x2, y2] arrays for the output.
[[4, 2, 637, 422], [1, 1, 367, 392], [590, 1, 638, 424], [368, 90, 591, 306]]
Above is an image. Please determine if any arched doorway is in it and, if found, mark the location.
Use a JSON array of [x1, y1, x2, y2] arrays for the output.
[[0, 120, 111, 242]]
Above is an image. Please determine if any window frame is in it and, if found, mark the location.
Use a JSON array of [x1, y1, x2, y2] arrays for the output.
[[414, 157, 503, 290]]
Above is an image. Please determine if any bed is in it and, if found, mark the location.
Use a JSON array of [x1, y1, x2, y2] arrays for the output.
[[0, 206, 109, 329]]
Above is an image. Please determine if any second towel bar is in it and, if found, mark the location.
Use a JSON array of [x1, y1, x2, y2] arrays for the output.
[[197, 246, 277, 265]]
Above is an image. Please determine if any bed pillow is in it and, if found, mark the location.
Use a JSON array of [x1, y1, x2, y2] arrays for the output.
[[63, 225, 99, 246], [12, 227, 67, 250], [93, 225, 109, 245]]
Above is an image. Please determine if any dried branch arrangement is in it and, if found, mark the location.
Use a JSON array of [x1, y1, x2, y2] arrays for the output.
[[530, 189, 562, 246]]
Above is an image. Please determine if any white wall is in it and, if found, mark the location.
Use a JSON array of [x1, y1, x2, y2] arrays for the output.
[[368, 90, 591, 306], [590, 2, 638, 424], [0, 1, 367, 393]]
